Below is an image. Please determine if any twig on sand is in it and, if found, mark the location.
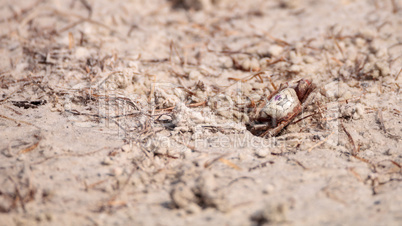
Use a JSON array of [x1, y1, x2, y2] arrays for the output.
[[19, 136, 41, 155], [391, 0, 399, 13], [395, 68, 402, 81], [0, 114, 37, 127], [308, 131, 334, 152], [376, 109, 387, 133], [248, 160, 274, 172], [204, 153, 230, 168], [0, 0, 45, 23], [340, 121, 359, 156]]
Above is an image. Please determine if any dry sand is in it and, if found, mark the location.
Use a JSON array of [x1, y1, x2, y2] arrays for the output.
[[0, 0, 401, 225]]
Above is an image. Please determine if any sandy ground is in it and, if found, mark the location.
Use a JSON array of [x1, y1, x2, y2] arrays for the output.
[[0, 0, 401, 225]]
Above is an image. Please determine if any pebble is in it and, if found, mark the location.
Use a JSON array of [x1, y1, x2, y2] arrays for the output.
[[241, 58, 251, 71], [101, 157, 113, 165], [221, 56, 233, 68], [249, 58, 260, 71], [189, 70, 202, 80], [262, 183, 275, 194], [353, 103, 365, 120], [110, 167, 123, 176], [121, 144, 132, 152], [255, 148, 269, 158], [268, 45, 284, 57]]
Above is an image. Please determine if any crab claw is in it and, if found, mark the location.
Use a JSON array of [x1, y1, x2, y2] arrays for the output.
[[295, 79, 313, 102]]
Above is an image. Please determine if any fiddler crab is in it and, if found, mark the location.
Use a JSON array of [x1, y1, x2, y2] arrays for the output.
[[247, 79, 316, 138]]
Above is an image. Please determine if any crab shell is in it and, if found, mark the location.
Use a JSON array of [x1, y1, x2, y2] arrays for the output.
[[259, 88, 302, 123]]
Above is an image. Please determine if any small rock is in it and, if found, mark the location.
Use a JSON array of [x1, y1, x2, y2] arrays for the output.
[[251, 202, 288, 224], [262, 183, 275, 194], [255, 148, 269, 158], [195, 172, 230, 212], [250, 58, 260, 71], [289, 51, 302, 64], [74, 47, 91, 59], [353, 103, 365, 120], [340, 104, 354, 119], [121, 144, 132, 152], [101, 157, 113, 165], [154, 147, 168, 155], [354, 37, 366, 48], [342, 91, 352, 100], [268, 45, 283, 57], [170, 182, 198, 209], [221, 56, 233, 68], [241, 58, 251, 71], [189, 70, 202, 80], [375, 61, 390, 77], [289, 64, 301, 73], [110, 167, 123, 176], [16, 155, 26, 161], [303, 55, 315, 64]]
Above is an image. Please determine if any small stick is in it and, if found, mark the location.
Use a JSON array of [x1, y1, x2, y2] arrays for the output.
[[206, 47, 254, 56], [291, 112, 318, 125], [263, 31, 290, 46], [351, 155, 370, 164], [154, 101, 207, 112], [178, 78, 196, 95], [227, 177, 256, 187], [287, 158, 308, 170], [0, 0, 44, 23], [51, 8, 115, 32], [218, 158, 242, 170], [376, 109, 387, 133], [169, 41, 184, 65], [373, 159, 401, 174], [334, 39, 345, 59], [331, 57, 343, 66], [267, 76, 277, 90], [19, 139, 41, 154], [204, 153, 230, 168], [348, 168, 364, 182], [340, 121, 357, 156], [308, 131, 334, 152], [248, 160, 274, 171], [228, 71, 264, 83], [79, 0, 93, 16], [84, 179, 109, 191], [154, 106, 174, 112], [376, 21, 391, 32], [0, 114, 36, 127], [32, 147, 110, 165], [68, 32, 75, 49], [65, 109, 141, 119], [265, 56, 286, 67], [0, 81, 31, 103], [391, 0, 399, 13], [395, 68, 402, 81], [189, 101, 207, 107], [4, 106, 22, 115]]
